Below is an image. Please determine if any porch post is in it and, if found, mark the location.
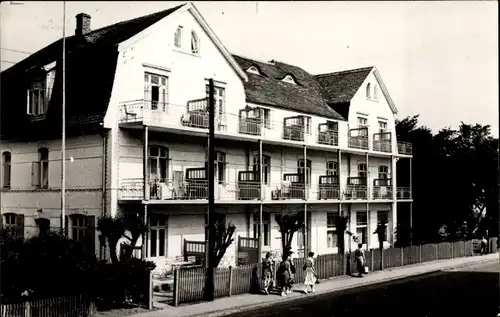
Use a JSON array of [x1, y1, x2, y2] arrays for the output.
[[391, 156, 398, 246], [337, 149, 342, 198], [409, 157, 413, 244], [303, 145, 308, 257], [366, 152, 370, 249], [142, 126, 149, 260], [258, 139, 263, 264]]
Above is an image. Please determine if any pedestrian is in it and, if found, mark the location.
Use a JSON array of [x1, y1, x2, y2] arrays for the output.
[[303, 251, 317, 294], [354, 243, 365, 277], [278, 250, 294, 297], [481, 236, 488, 255], [262, 252, 273, 295]]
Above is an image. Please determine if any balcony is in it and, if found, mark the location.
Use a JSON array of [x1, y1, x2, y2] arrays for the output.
[[271, 173, 306, 200], [344, 177, 367, 200], [283, 116, 307, 142], [119, 99, 168, 124], [372, 178, 393, 200], [396, 187, 412, 200], [237, 171, 261, 200], [180, 98, 209, 129], [317, 123, 339, 146], [317, 175, 340, 200], [397, 142, 412, 155], [373, 132, 392, 153], [348, 127, 369, 150]]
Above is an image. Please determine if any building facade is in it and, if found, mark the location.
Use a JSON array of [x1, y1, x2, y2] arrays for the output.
[[0, 2, 412, 272]]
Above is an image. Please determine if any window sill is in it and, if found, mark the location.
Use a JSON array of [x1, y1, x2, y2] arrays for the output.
[[172, 48, 201, 58], [29, 114, 47, 122]]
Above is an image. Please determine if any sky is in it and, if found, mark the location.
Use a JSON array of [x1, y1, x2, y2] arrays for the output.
[[1, 1, 498, 136]]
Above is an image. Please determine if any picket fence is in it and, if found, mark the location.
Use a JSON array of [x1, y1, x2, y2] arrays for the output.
[[172, 240, 483, 306], [0, 294, 96, 317]]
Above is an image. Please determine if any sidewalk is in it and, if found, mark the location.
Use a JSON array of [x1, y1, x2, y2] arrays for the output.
[[134, 253, 498, 317]]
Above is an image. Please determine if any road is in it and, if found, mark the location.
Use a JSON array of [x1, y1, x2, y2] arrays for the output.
[[228, 260, 500, 317]]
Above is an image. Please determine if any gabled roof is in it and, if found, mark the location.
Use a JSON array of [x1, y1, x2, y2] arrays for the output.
[[314, 67, 373, 105], [232, 55, 345, 121]]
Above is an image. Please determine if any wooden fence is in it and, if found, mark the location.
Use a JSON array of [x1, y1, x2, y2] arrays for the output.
[[0, 294, 96, 317], [172, 240, 484, 305]]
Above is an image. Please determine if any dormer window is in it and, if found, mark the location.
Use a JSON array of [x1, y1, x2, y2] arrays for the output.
[[282, 74, 296, 85], [27, 65, 56, 116], [191, 30, 199, 54], [174, 26, 183, 48], [246, 66, 260, 75], [366, 83, 372, 99]]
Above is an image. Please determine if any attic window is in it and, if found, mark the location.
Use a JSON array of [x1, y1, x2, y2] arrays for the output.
[[282, 74, 296, 85], [191, 30, 199, 54], [27, 68, 56, 117], [174, 26, 183, 48], [246, 66, 260, 75]]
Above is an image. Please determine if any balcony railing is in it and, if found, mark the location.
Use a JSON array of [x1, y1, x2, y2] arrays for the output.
[[396, 187, 412, 200], [397, 142, 413, 155], [317, 175, 340, 200], [317, 129, 339, 146], [180, 98, 209, 129], [372, 178, 393, 200], [348, 127, 369, 150], [344, 176, 367, 200], [283, 126, 305, 142], [271, 173, 306, 200], [119, 100, 168, 123], [239, 117, 262, 136], [373, 132, 392, 153]]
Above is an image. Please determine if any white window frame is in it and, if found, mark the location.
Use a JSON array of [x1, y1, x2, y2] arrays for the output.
[[253, 211, 271, 246], [34, 148, 49, 189], [148, 214, 167, 258], [144, 72, 168, 111], [148, 146, 169, 181], [297, 158, 312, 186], [326, 161, 338, 176], [174, 26, 183, 48], [214, 151, 226, 184], [252, 154, 270, 185], [2, 151, 11, 189], [326, 212, 338, 249], [378, 120, 388, 131], [378, 165, 389, 179], [358, 163, 367, 178], [357, 116, 368, 127], [377, 211, 390, 242], [356, 212, 368, 245], [205, 84, 226, 119], [190, 30, 199, 54]]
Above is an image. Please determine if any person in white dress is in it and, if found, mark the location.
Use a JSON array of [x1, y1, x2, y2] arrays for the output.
[[303, 251, 317, 294]]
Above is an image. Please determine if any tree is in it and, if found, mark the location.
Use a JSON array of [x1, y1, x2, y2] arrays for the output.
[[374, 220, 387, 270], [211, 221, 236, 268], [275, 211, 305, 261], [334, 215, 349, 255]]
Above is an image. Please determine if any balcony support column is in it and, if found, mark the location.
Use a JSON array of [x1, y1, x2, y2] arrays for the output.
[[303, 145, 308, 257], [258, 139, 263, 267], [141, 205, 148, 260], [409, 157, 413, 199], [391, 156, 396, 201], [143, 126, 149, 201], [366, 152, 370, 249], [337, 149, 342, 198], [391, 156, 397, 246], [409, 157, 413, 244]]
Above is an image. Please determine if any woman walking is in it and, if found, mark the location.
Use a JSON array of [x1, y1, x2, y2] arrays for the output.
[[303, 251, 317, 294], [262, 252, 273, 294], [354, 243, 365, 277], [278, 251, 294, 297]]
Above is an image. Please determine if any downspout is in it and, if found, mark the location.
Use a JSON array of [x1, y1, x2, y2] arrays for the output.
[[100, 128, 108, 260]]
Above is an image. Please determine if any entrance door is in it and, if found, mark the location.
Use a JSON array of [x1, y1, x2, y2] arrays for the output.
[[147, 214, 168, 268]]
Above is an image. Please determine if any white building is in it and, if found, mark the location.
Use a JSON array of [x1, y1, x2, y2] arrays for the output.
[[0, 2, 412, 272]]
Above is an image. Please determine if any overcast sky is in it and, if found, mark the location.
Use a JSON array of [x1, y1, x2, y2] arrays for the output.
[[1, 1, 498, 136]]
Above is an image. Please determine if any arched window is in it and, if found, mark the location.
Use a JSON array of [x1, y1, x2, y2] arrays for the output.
[[378, 165, 389, 179], [374, 84, 379, 100], [252, 154, 270, 185], [174, 26, 183, 48], [247, 66, 260, 75], [366, 83, 372, 99], [297, 159, 312, 185], [191, 30, 199, 54], [32, 148, 49, 188], [282, 74, 296, 84], [2, 151, 11, 189]]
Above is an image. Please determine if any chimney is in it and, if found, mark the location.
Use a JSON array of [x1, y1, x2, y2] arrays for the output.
[[75, 13, 91, 36]]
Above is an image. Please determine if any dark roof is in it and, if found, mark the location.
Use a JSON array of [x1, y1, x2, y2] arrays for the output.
[[1, 4, 185, 140], [232, 55, 345, 121]]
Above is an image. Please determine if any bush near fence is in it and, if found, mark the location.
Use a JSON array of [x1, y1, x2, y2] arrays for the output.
[[172, 240, 486, 306], [0, 294, 96, 317]]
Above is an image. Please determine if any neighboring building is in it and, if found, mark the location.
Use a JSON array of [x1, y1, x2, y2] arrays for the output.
[[0, 2, 412, 271]]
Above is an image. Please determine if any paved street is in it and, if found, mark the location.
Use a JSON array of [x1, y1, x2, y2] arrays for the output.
[[227, 261, 499, 317]]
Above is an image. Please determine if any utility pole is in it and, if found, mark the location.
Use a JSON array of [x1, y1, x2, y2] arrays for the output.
[[60, 1, 67, 234], [204, 78, 216, 301]]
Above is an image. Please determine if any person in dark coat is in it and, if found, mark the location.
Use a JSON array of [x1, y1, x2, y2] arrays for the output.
[[278, 251, 294, 296], [262, 252, 274, 294]]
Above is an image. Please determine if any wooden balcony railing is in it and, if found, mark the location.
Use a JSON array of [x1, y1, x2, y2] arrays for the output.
[[397, 142, 413, 155], [317, 175, 340, 200], [373, 132, 392, 153], [344, 176, 367, 200], [372, 178, 393, 200], [180, 98, 209, 129], [283, 116, 307, 142], [396, 187, 412, 200], [317, 123, 339, 146], [239, 117, 262, 136], [237, 171, 261, 200]]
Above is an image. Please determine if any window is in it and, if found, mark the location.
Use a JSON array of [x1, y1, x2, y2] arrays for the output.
[[253, 154, 270, 185], [377, 211, 389, 242], [32, 148, 49, 188], [378, 165, 389, 179], [247, 66, 260, 75], [262, 108, 271, 129], [374, 85, 379, 100], [327, 212, 338, 248], [144, 73, 168, 111], [326, 161, 338, 176], [304, 116, 312, 134], [214, 151, 226, 184], [71, 214, 87, 242], [358, 163, 367, 178], [378, 121, 387, 131], [191, 30, 199, 54], [3, 213, 23, 237], [366, 83, 371, 99], [253, 211, 271, 246], [2, 151, 11, 189], [149, 146, 169, 181], [149, 214, 167, 258], [174, 26, 183, 48], [297, 159, 311, 185], [27, 70, 55, 116], [206, 85, 226, 118], [356, 212, 368, 245], [282, 74, 296, 84], [357, 116, 368, 127]]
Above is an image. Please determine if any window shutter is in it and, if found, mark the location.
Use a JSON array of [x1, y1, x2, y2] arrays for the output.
[[64, 215, 69, 237], [86, 215, 96, 255], [16, 214, 25, 238], [26, 90, 31, 115], [45, 70, 56, 106], [31, 162, 40, 186]]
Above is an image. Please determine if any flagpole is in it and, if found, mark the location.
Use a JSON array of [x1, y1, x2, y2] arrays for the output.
[[61, 0, 66, 233]]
